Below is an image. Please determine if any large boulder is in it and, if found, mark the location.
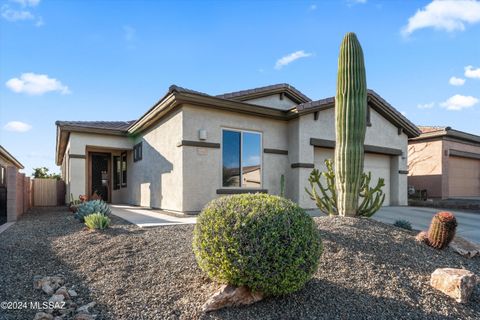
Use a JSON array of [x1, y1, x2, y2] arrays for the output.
[[430, 268, 477, 303]]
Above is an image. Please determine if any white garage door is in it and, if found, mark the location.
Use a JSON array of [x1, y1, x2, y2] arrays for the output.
[[448, 157, 480, 198], [314, 148, 391, 206]]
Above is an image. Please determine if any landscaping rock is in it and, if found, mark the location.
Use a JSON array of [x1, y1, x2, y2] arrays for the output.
[[33, 275, 44, 289], [55, 287, 70, 300], [49, 294, 65, 303], [68, 289, 78, 297], [33, 312, 53, 320], [74, 313, 96, 320], [430, 268, 478, 303], [41, 283, 54, 295], [202, 284, 264, 312], [76, 302, 96, 314], [450, 236, 480, 258]]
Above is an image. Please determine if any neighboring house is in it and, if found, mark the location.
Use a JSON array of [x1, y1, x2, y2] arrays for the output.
[[0, 145, 27, 223], [55, 83, 420, 214], [408, 126, 480, 199]]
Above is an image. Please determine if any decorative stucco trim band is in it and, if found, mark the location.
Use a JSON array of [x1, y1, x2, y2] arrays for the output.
[[177, 140, 221, 148], [263, 148, 288, 155], [291, 163, 315, 168], [216, 188, 268, 194], [398, 170, 409, 174], [69, 154, 86, 159], [449, 149, 480, 160], [310, 138, 402, 156]]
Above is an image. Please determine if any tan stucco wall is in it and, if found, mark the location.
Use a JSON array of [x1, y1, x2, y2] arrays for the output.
[[407, 140, 443, 198], [128, 109, 183, 211], [181, 105, 289, 212], [243, 95, 298, 110]]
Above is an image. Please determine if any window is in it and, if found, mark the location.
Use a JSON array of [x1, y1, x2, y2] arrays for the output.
[[133, 142, 143, 162], [113, 156, 120, 190], [0, 166, 5, 186], [222, 129, 262, 188], [121, 152, 127, 187]]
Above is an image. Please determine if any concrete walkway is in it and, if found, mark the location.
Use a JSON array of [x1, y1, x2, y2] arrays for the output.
[[110, 205, 196, 227], [0, 222, 15, 234]]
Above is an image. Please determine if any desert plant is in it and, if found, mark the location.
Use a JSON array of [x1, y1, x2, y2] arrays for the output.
[[68, 193, 84, 213], [193, 194, 322, 296], [84, 213, 110, 230], [74, 200, 111, 222], [393, 219, 412, 231], [418, 211, 457, 249], [306, 159, 385, 217], [334, 32, 368, 216], [280, 174, 286, 197]]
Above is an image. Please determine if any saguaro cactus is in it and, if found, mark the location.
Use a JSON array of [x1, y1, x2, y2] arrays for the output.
[[334, 32, 367, 216]]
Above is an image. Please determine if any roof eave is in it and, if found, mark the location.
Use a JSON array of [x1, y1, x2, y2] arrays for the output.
[[0, 146, 24, 169]]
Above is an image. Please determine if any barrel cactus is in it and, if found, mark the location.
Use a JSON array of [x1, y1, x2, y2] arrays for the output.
[[334, 32, 368, 217], [193, 194, 322, 296], [74, 200, 111, 222], [424, 212, 457, 249]]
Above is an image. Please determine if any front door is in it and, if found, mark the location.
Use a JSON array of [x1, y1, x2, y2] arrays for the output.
[[90, 153, 110, 202]]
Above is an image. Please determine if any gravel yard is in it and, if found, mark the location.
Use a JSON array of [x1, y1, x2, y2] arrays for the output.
[[0, 207, 479, 320]]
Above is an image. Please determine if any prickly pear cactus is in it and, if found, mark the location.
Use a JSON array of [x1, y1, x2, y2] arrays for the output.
[[334, 32, 367, 216], [74, 200, 111, 222]]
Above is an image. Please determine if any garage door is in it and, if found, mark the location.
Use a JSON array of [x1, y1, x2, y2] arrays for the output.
[[314, 148, 391, 206], [448, 157, 480, 197]]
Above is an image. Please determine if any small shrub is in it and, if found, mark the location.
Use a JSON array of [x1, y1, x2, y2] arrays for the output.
[[84, 213, 110, 230], [75, 200, 111, 222], [193, 194, 322, 296], [393, 219, 412, 231]]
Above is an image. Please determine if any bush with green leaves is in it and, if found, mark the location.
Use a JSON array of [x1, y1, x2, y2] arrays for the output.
[[74, 200, 111, 222], [193, 194, 322, 296], [393, 219, 412, 231], [84, 213, 110, 230]]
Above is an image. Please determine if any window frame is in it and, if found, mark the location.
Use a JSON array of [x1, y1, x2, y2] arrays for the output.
[[220, 128, 263, 189], [121, 152, 127, 188], [0, 165, 5, 186], [133, 142, 143, 162], [113, 156, 121, 190]]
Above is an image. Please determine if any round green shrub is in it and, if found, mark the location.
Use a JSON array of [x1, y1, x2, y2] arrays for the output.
[[193, 194, 322, 296]]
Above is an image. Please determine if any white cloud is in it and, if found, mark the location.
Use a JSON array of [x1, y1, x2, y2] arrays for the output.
[[11, 0, 41, 7], [3, 121, 32, 132], [5, 73, 71, 95], [440, 94, 479, 110], [402, 0, 480, 36], [417, 102, 435, 109], [449, 76, 465, 86], [1, 5, 33, 21], [123, 25, 135, 41], [465, 65, 480, 78], [275, 50, 312, 70]]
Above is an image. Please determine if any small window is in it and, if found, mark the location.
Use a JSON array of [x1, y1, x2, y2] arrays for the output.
[[133, 142, 143, 162], [121, 152, 127, 187], [113, 156, 120, 190], [0, 166, 5, 186], [222, 129, 262, 188]]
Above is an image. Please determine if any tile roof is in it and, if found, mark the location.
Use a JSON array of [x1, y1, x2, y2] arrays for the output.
[[417, 126, 449, 133], [55, 120, 136, 131], [216, 83, 312, 102]]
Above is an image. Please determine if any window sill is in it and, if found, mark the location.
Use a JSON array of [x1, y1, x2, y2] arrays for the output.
[[216, 188, 268, 195]]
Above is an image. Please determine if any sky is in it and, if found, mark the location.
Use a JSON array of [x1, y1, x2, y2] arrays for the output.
[[0, 0, 479, 175]]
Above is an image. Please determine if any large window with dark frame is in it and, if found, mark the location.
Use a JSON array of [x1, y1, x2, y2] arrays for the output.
[[222, 129, 262, 188]]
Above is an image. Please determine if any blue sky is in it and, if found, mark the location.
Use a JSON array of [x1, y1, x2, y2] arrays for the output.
[[1, 0, 479, 175]]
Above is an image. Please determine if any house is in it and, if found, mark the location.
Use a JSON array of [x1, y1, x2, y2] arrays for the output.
[[408, 126, 480, 199], [0, 145, 28, 223], [55, 84, 420, 214]]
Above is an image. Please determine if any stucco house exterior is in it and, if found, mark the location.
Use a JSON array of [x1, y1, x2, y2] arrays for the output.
[[408, 126, 480, 199], [55, 84, 420, 214]]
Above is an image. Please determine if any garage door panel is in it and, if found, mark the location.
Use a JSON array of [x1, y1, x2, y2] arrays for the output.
[[313, 148, 391, 206], [448, 157, 480, 197]]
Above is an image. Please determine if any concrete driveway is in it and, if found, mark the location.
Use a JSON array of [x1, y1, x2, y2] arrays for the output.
[[374, 206, 480, 243]]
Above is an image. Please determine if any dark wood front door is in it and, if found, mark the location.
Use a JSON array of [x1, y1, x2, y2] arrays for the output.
[[90, 153, 110, 202]]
